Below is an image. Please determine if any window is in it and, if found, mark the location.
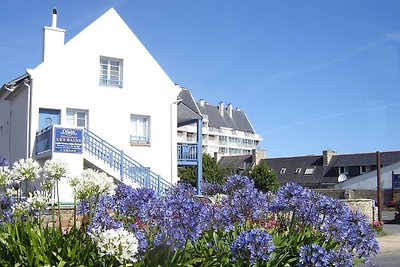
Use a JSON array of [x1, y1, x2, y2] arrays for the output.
[[360, 165, 370, 174], [100, 57, 123, 87], [295, 168, 302, 174], [130, 114, 150, 145], [66, 109, 88, 128], [304, 167, 314, 176], [280, 168, 286, 174], [339, 166, 349, 175]]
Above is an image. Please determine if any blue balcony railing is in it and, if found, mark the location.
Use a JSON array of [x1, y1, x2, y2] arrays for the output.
[[34, 125, 171, 194], [84, 129, 170, 194], [177, 144, 198, 162]]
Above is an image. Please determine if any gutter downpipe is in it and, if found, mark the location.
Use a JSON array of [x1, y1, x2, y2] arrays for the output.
[[24, 79, 32, 158]]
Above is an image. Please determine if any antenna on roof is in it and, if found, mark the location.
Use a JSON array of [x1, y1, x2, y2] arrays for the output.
[[338, 174, 347, 183]]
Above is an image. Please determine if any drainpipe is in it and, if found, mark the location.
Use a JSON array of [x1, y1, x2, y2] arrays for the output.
[[170, 99, 182, 184], [24, 79, 32, 158]]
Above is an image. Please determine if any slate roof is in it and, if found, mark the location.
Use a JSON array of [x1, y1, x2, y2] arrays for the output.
[[262, 156, 324, 187], [218, 155, 254, 171], [177, 89, 202, 126], [196, 102, 255, 133], [261, 150, 400, 189]]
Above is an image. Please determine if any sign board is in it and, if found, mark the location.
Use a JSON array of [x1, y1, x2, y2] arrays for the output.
[[393, 173, 400, 189], [54, 127, 83, 154]]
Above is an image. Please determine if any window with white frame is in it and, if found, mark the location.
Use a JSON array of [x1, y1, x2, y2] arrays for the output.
[[360, 165, 370, 174], [100, 57, 123, 87], [66, 109, 88, 128], [295, 168, 302, 174], [339, 166, 349, 175], [280, 168, 286, 174], [130, 114, 150, 145]]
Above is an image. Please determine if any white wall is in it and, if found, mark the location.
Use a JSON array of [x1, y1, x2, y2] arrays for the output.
[[336, 162, 400, 190], [0, 86, 29, 164], [28, 8, 179, 183]]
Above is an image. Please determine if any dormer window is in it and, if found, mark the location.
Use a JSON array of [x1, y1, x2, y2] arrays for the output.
[[280, 168, 286, 174], [100, 56, 123, 87], [295, 168, 302, 174], [304, 168, 314, 176], [339, 166, 349, 175]]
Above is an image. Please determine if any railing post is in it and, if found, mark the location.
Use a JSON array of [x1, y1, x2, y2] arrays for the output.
[[158, 175, 161, 194], [120, 150, 124, 181], [196, 119, 203, 195]]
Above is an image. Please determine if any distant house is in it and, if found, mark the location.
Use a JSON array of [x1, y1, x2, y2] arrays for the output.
[[262, 150, 400, 189], [177, 89, 264, 157], [0, 8, 203, 200]]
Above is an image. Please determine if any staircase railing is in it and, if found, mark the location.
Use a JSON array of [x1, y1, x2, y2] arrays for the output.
[[83, 129, 171, 194]]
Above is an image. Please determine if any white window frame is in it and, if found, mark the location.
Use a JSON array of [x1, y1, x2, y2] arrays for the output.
[[66, 109, 88, 128], [130, 114, 150, 145], [280, 168, 286, 174], [100, 56, 123, 87], [339, 166, 349, 175], [360, 165, 370, 174], [295, 168, 302, 174]]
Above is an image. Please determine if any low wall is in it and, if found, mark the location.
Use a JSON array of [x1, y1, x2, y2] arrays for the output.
[[314, 189, 397, 206], [342, 199, 375, 223]]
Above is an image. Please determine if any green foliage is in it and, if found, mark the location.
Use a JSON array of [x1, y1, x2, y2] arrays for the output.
[[244, 162, 280, 192], [0, 221, 103, 266], [179, 153, 230, 186]]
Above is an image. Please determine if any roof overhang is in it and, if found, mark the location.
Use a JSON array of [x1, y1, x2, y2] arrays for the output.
[[177, 102, 202, 127]]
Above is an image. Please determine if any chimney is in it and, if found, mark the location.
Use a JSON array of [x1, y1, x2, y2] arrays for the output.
[[252, 149, 266, 165], [227, 103, 233, 118], [199, 99, 205, 106], [323, 149, 336, 166], [218, 101, 224, 116], [42, 7, 65, 62]]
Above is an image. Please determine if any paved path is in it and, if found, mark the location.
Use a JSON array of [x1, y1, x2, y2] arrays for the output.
[[372, 211, 400, 266]]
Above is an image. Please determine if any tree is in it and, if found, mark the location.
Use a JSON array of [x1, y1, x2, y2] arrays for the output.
[[178, 153, 230, 186], [244, 161, 280, 192]]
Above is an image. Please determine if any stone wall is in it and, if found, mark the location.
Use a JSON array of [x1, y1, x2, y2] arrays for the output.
[[342, 199, 375, 223], [314, 189, 395, 206]]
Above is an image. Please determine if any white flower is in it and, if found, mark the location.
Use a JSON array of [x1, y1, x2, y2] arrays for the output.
[[43, 159, 69, 181], [11, 158, 42, 183], [27, 190, 50, 210], [11, 201, 29, 217], [69, 169, 115, 200], [6, 188, 18, 197], [93, 228, 139, 264], [0, 169, 12, 188]]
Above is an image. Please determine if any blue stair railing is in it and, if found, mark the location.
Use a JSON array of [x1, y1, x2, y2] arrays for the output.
[[83, 129, 171, 194]]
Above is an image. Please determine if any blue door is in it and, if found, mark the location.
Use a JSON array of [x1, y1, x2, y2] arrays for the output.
[[39, 109, 60, 130]]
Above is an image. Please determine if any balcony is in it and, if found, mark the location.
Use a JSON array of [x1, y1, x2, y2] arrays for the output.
[[177, 144, 198, 166]]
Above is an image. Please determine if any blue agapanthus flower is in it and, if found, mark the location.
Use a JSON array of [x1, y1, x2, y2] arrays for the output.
[[297, 243, 331, 267], [231, 228, 275, 265]]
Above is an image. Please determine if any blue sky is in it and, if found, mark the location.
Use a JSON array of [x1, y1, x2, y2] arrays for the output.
[[1, 1, 400, 157]]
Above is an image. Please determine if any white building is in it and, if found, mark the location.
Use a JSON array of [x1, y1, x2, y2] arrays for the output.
[[0, 8, 186, 201], [177, 89, 263, 158]]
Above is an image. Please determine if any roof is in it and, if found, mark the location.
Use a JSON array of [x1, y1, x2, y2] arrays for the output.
[[177, 89, 202, 126], [261, 150, 400, 188], [263, 156, 324, 186], [197, 102, 255, 133], [218, 155, 253, 170], [0, 73, 30, 99]]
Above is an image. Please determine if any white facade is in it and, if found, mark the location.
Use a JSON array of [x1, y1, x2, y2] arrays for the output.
[[0, 9, 180, 194], [178, 111, 263, 157], [335, 162, 400, 190]]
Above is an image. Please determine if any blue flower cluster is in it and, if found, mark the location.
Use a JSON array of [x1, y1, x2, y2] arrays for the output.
[[231, 228, 274, 265], [77, 176, 379, 266], [0, 194, 14, 223]]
